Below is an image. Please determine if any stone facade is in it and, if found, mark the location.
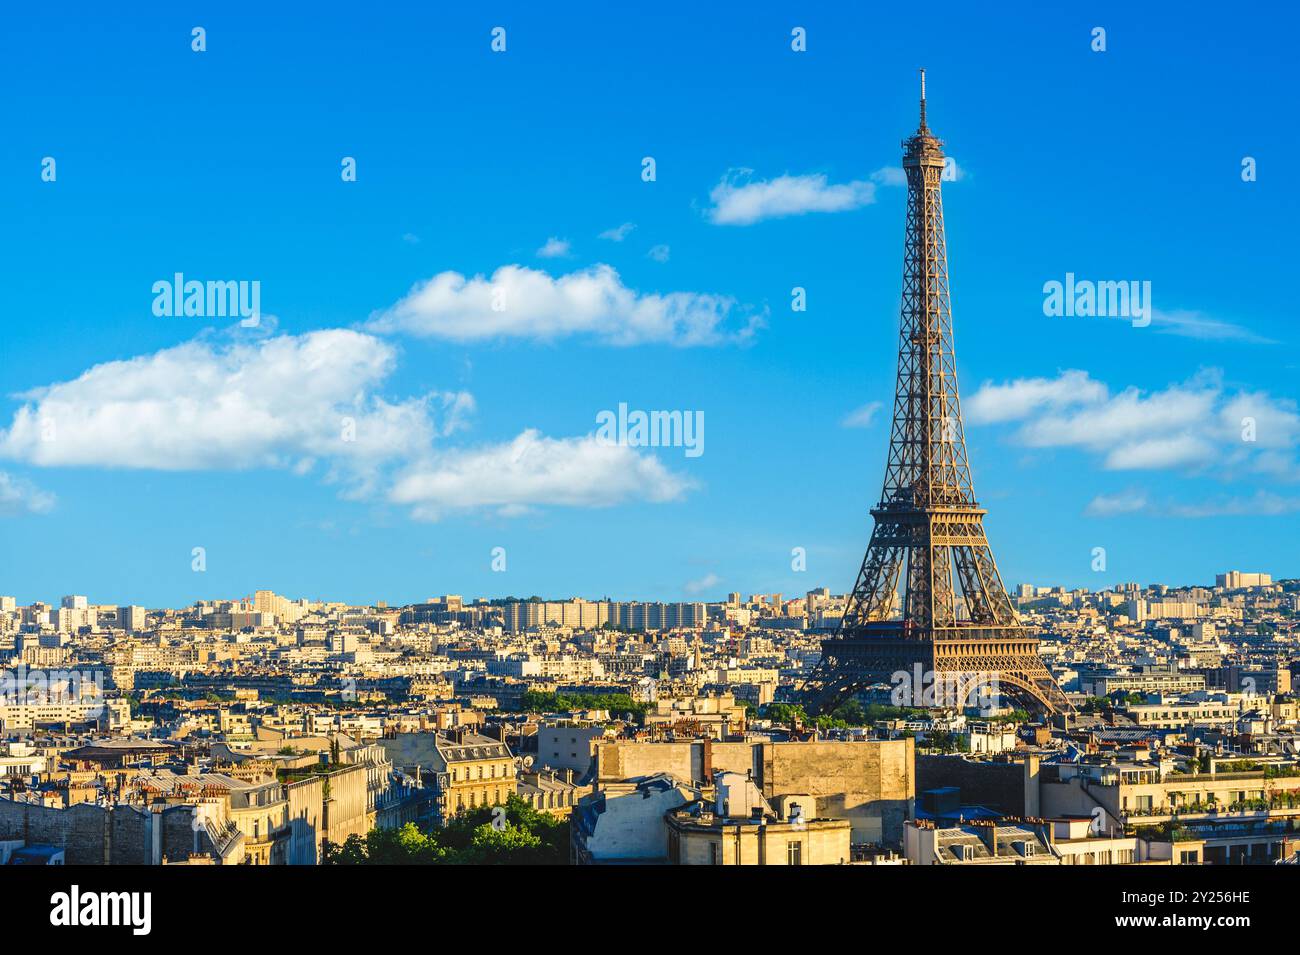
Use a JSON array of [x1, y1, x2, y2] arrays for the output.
[[0, 799, 209, 864], [593, 738, 914, 846]]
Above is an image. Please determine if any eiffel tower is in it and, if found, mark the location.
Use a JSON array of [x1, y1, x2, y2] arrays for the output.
[[803, 72, 1070, 717]]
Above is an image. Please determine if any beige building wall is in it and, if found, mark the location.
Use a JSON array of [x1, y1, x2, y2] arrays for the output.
[[670, 817, 850, 865], [444, 755, 516, 813], [595, 738, 914, 846], [1041, 771, 1300, 832], [324, 764, 371, 846]]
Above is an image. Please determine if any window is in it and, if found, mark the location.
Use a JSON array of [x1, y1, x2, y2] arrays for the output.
[[709, 842, 720, 865], [787, 841, 803, 866]]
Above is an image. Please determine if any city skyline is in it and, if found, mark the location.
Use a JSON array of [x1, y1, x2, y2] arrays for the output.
[[3, 571, 1281, 614], [3, 4, 1297, 607]]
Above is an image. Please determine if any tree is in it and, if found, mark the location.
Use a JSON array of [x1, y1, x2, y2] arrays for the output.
[[925, 730, 960, 753], [455, 823, 546, 865], [322, 796, 568, 866], [322, 824, 448, 865], [831, 699, 867, 725], [761, 702, 808, 726], [519, 690, 647, 719], [322, 834, 369, 865], [440, 796, 569, 864]]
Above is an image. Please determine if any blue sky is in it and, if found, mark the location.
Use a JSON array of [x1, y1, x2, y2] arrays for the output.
[[1, 1, 1297, 608]]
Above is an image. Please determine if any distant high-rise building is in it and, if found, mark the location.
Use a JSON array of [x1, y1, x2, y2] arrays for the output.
[[1215, 571, 1272, 590], [500, 598, 705, 633], [1126, 598, 1204, 623], [503, 599, 610, 632], [119, 605, 147, 630], [253, 589, 304, 623], [60, 594, 88, 610], [329, 632, 359, 654], [51, 605, 96, 632]]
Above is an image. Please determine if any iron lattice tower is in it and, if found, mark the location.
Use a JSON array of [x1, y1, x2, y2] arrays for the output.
[[803, 73, 1070, 716]]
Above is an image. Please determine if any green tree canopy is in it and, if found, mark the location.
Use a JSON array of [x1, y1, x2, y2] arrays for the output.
[[322, 796, 568, 866]]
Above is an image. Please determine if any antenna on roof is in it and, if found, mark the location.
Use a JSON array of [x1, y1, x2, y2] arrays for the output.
[[919, 68, 928, 129]]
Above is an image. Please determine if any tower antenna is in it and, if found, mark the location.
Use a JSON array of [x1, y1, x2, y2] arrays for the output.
[[919, 68, 927, 129]]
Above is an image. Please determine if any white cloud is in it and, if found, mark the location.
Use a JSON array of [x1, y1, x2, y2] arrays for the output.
[[402, 233, 420, 245], [0, 329, 695, 520], [437, 391, 476, 437], [1087, 489, 1300, 519], [871, 166, 908, 187], [707, 170, 874, 226], [705, 165, 912, 226], [1103, 434, 1217, 470], [1073, 306, 1272, 344], [841, 402, 883, 429], [1168, 490, 1300, 518], [598, 223, 635, 242], [967, 368, 1300, 478], [685, 572, 721, 595], [1084, 490, 1148, 517], [0, 471, 55, 516], [388, 429, 693, 520], [368, 264, 763, 346], [536, 237, 572, 259], [1149, 309, 1274, 344], [966, 370, 1107, 424], [647, 244, 670, 263], [0, 330, 438, 485]]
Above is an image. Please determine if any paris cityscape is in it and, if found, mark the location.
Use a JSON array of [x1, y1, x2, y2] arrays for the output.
[[2, 574, 1297, 872], [1, 1, 1290, 934]]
